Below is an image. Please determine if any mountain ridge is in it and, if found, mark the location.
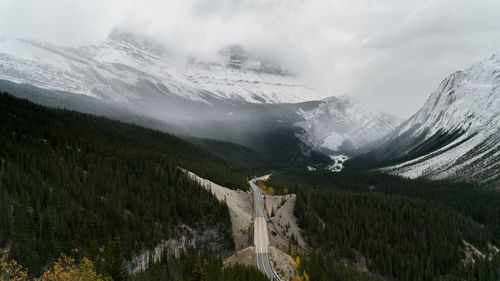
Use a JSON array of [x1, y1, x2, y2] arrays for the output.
[[349, 52, 500, 184], [0, 28, 400, 157], [0, 28, 323, 105], [296, 95, 401, 153]]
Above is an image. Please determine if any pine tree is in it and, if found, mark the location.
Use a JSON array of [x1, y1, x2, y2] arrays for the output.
[[102, 239, 126, 281], [188, 263, 207, 281]]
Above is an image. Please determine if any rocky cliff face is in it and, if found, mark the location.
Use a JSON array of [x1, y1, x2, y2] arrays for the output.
[[126, 225, 231, 274]]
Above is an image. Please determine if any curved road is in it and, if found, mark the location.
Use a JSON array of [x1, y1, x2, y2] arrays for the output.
[[250, 177, 282, 281]]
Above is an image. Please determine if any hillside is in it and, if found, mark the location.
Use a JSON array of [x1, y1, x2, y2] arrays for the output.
[[0, 30, 400, 157], [348, 52, 500, 184], [266, 169, 500, 281], [0, 29, 323, 107], [0, 92, 252, 276], [1, 83, 499, 281]]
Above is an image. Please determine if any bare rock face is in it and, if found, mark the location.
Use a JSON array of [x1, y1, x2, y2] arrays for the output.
[[126, 224, 231, 274], [265, 194, 308, 252], [186, 170, 254, 250], [269, 246, 296, 281]]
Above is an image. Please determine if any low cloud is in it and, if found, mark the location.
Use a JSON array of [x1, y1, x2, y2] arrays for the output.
[[1, 0, 500, 117]]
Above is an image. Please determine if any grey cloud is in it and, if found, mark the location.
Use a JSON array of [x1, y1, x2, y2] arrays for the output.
[[1, 0, 499, 118]]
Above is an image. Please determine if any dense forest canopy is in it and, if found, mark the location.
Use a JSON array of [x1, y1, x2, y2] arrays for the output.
[[1, 92, 499, 281], [0, 92, 240, 276], [266, 169, 500, 281]]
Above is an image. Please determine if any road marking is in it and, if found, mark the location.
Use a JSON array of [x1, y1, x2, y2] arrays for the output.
[[250, 178, 281, 281]]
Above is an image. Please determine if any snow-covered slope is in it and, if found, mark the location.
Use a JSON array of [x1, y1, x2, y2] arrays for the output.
[[296, 96, 401, 152], [0, 29, 323, 110], [0, 29, 402, 156], [376, 53, 500, 183]]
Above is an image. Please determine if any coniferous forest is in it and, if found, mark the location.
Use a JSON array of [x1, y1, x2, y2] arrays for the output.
[[1, 92, 500, 281], [2, 1, 500, 280], [0, 92, 247, 278], [267, 169, 500, 281]]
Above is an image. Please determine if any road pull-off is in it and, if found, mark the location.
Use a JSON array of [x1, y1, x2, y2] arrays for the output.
[[250, 176, 282, 281]]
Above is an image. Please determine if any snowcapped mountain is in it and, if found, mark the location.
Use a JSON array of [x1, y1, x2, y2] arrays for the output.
[[296, 96, 401, 152], [0, 29, 323, 109], [352, 52, 500, 183], [0, 28, 400, 159]]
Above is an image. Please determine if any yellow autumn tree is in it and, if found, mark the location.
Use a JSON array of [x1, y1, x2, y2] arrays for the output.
[[0, 249, 109, 281], [76, 258, 112, 281], [295, 256, 301, 269], [0, 249, 29, 281], [294, 270, 309, 281], [35, 253, 111, 281], [35, 254, 77, 281], [302, 270, 309, 281], [267, 187, 275, 195], [258, 181, 265, 192]]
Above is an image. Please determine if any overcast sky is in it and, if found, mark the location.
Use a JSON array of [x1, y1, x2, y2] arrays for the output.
[[1, 0, 500, 118]]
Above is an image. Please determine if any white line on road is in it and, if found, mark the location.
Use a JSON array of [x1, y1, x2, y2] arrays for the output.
[[250, 178, 281, 281]]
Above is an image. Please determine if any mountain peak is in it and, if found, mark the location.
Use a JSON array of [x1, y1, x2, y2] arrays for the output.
[[369, 52, 500, 182], [107, 28, 141, 43], [414, 51, 500, 134], [217, 45, 248, 70], [219, 45, 246, 57], [297, 95, 401, 152], [105, 28, 165, 55], [488, 50, 500, 62]]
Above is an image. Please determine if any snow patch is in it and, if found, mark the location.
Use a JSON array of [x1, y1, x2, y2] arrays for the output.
[[327, 154, 349, 172]]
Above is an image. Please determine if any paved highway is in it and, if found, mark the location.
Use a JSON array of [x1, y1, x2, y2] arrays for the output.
[[250, 177, 281, 281]]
